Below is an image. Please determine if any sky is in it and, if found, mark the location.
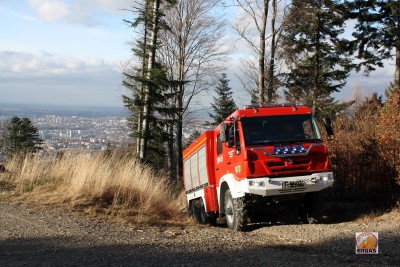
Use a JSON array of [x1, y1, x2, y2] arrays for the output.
[[0, 0, 395, 109], [0, 0, 134, 108]]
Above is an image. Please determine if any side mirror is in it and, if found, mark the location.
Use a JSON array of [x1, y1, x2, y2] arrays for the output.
[[220, 123, 227, 142], [324, 117, 334, 137]]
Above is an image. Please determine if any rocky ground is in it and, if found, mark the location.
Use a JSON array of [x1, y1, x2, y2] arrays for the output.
[[0, 202, 399, 267]]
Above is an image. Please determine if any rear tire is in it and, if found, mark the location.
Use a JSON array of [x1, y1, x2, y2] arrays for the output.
[[192, 199, 208, 224], [224, 189, 247, 231]]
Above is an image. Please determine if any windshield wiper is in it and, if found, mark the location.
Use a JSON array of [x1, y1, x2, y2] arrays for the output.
[[247, 140, 273, 145], [247, 139, 321, 146]]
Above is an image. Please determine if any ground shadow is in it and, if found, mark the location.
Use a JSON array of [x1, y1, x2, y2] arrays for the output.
[[0, 230, 398, 267]]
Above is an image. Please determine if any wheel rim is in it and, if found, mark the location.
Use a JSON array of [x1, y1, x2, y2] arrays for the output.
[[225, 197, 234, 226]]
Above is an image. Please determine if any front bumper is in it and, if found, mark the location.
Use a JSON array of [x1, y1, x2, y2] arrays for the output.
[[242, 172, 334, 197]]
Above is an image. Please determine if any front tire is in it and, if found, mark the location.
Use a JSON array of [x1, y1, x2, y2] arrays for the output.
[[298, 193, 317, 224], [224, 189, 247, 231]]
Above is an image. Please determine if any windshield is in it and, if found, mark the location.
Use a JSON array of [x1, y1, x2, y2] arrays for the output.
[[241, 114, 321, 146]]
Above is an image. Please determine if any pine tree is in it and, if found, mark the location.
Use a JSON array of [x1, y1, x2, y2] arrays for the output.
[[346, 0, 400, 94], [122, 0, 176, 166], [1, 116, 42, 158], [385, 82, 397, 100], [208, 73, 238, 125], [354, 93, 384, 118], [281, 0, 353, 117]]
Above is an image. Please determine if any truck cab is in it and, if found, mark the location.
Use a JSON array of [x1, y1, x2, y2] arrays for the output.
[[183, 105, 334, 230]]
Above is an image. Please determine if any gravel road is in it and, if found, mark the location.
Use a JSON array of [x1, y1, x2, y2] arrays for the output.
[[0, 202, 399, 267]]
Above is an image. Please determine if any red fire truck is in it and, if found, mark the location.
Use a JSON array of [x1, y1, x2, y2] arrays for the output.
[[182, 104, 334, 230]]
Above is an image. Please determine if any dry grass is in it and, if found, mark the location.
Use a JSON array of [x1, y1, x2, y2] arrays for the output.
[[0, 150, 185, 224], [328, 95, 400, 194]]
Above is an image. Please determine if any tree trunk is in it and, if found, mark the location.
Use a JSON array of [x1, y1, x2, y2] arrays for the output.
[[175, 27, 185, 180], [267, 0, 277, 104], [396, 46, 400, 107], [176, 115, 183, 181], [258, 0, 269, 106], [167, 122, 175, 180], [137, 3, 150, 155], [141, 0, 161, 160], [312, 0, 322, 113], [396, 14, 400, 99]]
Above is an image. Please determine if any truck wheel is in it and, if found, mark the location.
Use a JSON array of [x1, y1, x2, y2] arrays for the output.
[[298, 194, 317, 224], [224, 189, 247, 231], [192, 199, 208, 224]]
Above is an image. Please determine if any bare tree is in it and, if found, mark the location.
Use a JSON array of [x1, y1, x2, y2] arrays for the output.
[[233, 0, 287, 105], [158, 0, 228, 179]]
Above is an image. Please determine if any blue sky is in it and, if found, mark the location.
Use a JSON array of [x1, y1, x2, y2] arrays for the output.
[[0, 0, 395, 108]]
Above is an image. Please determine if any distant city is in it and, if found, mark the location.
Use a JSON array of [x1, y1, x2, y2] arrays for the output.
[[0, 103, 207, 154]]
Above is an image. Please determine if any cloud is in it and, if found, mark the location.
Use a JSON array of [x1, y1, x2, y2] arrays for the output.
[[27, 0, 132, 25], [28, 0, 68, 22], [93, 0, 133, 13], [0, 50, 124, 107], [0, 50, 119, 77]]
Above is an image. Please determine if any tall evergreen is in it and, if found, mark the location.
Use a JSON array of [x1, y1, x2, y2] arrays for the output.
[[122, 0, 152, 156], [345, 0, 400, 95], [1, 117, 42, 158], [385, 82, 397, 100], [281, 0, 353, 117], [208, 73, 238, 125], [122, 0, 176, 167]]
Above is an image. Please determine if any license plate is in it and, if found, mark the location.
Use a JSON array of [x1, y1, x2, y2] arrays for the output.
[[282, 181, 305, 188]]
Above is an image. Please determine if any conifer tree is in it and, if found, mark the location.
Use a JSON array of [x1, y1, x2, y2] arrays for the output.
[[1, 117, 42, 158], [385, 82, 397, 100], [122, 0, 176, 166], [281, 0, 353, 117], [208, 73, 238, 125], [345, 0, 400, 95]]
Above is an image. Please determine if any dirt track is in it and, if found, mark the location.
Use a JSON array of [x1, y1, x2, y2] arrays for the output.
[[0, 202, 399, 266]]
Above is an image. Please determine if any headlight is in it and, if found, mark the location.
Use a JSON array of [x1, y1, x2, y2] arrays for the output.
[[249, 180, 265, 187], [273, 144, 306, 155], [320, 173, 334, 182]]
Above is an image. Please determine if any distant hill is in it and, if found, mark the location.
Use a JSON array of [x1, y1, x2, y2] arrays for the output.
[[0, 103, 128, 118]]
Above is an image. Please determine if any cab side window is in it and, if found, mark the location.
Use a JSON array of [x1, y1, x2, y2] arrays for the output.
[[216, 134, 223, 155], [228, 124, 234, 148]]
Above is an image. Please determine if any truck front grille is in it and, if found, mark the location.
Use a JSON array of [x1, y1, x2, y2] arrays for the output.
[[278, 187, 306, 194], [266, 158, 311, 174]]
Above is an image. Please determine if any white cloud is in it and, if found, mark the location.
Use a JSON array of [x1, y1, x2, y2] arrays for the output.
[[0, 50, 118, 77], [0, 50, 124, 107], [27, 0, 132, 25], [28, 0, 68, 22], [93, 0, 133, 13]]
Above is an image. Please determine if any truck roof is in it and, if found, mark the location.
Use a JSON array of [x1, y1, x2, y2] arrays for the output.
[[223, 104, 313, 122], [183, 130, 214, 160]]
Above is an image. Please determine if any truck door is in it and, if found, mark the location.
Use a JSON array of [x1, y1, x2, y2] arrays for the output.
[[215, 131, 225, 183], [215, 121, 244, 181]]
